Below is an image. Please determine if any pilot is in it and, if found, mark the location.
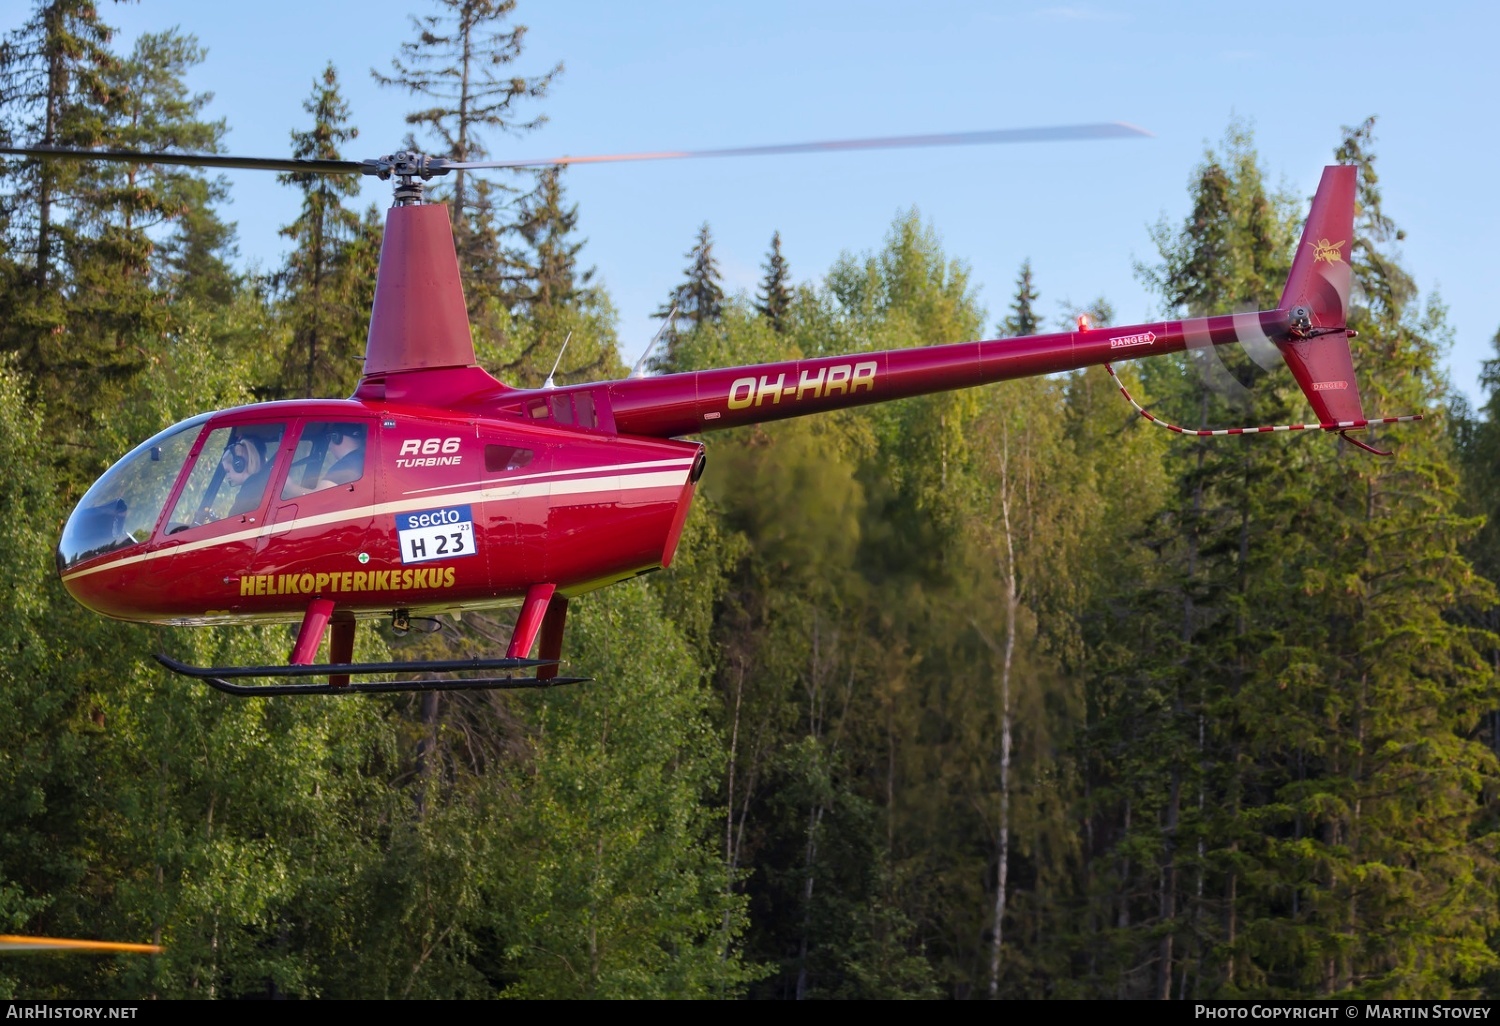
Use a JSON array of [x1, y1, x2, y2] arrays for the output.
[[223, 435, 272, 516]]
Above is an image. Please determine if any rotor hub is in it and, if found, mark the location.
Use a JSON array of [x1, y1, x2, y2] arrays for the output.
[[361, 151, 451, 205]]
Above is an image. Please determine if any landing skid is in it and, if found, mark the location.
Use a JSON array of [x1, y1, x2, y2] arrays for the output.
[[155, 653, 590, 697]]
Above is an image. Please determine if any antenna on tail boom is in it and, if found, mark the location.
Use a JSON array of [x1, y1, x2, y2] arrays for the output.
[[543, 331, 573, 390], [630, 306, 676, 378]]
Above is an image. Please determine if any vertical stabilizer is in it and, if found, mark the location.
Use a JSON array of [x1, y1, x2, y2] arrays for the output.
[[363, 203, 478, 377], [1277, 165, 1364, 425]]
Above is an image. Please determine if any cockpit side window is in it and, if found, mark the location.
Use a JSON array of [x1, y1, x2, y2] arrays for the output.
[[166, 425, 285, 531], [281, 421, 368, 499]]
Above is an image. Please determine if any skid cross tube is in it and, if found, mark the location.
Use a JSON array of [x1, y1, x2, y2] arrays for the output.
[[155, 653, 591, 697], [192, 674, 591, 697], [158, 653, 554, 678]]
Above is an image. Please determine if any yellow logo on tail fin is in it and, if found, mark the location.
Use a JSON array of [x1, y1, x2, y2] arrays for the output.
[[1309, 238, 1346, 264]]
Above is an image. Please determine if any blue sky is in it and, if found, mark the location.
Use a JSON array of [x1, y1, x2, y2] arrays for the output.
[[69, 1, 1500, 404]]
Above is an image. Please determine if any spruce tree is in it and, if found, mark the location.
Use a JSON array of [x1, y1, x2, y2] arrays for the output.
[[1072, 121, 1500, 1000], [653, 222, 725, 370], [0, 0, 117, 294], [0, 6, 235, 485], [0, 0, 120, 411], [102, 29, 238, 304], [755, 230, 792, 333], [1001, 259, 1039, 336], [502, 166, 594, 315], [1268, 118, 1500, 996], [372, 0, 560, 295], [276, 64, 365, 398], [1079, 127, 1301, 997], [1456, 325, 1500, 600], [81, 30, 234, 326]]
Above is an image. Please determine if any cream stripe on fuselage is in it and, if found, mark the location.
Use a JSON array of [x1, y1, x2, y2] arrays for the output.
[[400, 457, 696, 495], [62, 462, 693, 582]]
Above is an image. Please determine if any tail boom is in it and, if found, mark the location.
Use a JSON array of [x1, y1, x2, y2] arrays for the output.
[[606, 311, 1290, 438], [598, 166, 1393, 446]]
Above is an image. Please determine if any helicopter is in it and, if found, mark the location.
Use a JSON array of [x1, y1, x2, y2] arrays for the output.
[[3, 127, 1414, 696]]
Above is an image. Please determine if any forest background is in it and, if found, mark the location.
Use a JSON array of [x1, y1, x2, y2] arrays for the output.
[[5, 0, 1500, 1000]]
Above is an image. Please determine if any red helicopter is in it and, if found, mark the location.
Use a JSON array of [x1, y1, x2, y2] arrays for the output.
[[5, 128, 1408, 695]]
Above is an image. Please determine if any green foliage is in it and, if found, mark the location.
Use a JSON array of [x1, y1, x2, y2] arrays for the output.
[[489, 582, 757, 997], [475, 286, 625, 388], [0, 9, 236, 488], [502, 167, 594, 315], [1069, 120, 1500, 1000], [0, 0, 118, 291], [481, 166, 620, 387], [104, 29, 236, 304]]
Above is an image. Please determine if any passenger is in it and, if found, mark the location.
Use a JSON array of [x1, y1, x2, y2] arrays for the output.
[[283, 424, 366, 498], [318, 425, 365, 489]]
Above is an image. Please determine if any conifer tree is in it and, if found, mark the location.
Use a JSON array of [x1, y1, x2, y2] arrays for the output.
[[276, 64, 365, 398], [372, 0, 560, 294], [0, 0, 117, 294], [1456, 325, 1500, 596], [654, 222, 725, 370], [0, 0, 120, 421], [1080, 127, 1301, 997], [80, 30, 234, 326], [1267, 118, 1499, 996], [0, 6, 235, 485], [158, 183, 238, 305], [1001, 259, 1039, 336], [102, 30, 238, 304], [503, 166, 593, 315], [755, 231, 792, 333], [1072, 121, 1500, 1000], [487, 166, 620, 387]]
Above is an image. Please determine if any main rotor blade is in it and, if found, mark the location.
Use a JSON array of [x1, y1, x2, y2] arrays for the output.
[[0, 934, 162, 954], [0, 145, 367, 176], [445, 122, 1153, 170], [1, 122, 1152, 178]]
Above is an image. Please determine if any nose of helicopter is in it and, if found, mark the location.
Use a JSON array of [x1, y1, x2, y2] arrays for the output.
[[56, 413, 214, 620], [56, 491, 158, 621], [56, 549, 124, 618]]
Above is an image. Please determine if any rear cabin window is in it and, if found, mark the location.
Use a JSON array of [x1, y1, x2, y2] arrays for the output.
[[511, 392, 599, 430], [485, 444, 534, 473]]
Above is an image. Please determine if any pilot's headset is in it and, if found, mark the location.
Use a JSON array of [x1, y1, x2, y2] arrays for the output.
[[229, 435, 266, 474]]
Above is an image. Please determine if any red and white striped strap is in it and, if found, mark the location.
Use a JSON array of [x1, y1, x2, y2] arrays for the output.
[[1102, 362, 1423, 454]]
